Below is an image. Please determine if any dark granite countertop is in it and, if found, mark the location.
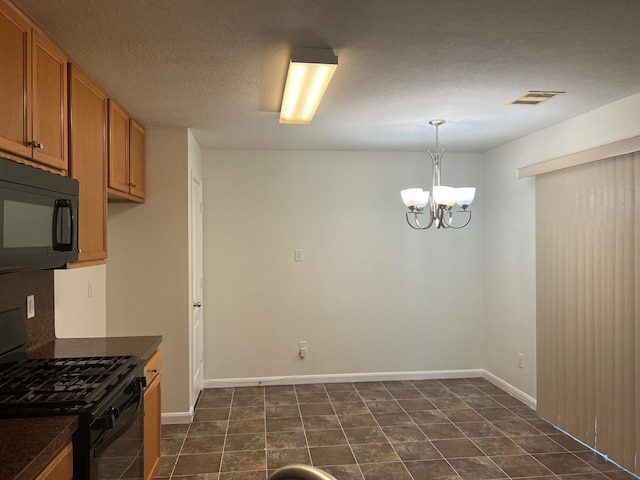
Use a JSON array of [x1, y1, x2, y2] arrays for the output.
[[0, 416, 78, 480], [28, 335, 162, 362]]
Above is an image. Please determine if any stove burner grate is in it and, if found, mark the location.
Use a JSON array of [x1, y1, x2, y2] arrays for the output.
[[0, 356, 136, 413]]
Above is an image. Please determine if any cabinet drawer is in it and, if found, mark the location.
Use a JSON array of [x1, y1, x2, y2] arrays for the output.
[[144, 349, 161, 385]]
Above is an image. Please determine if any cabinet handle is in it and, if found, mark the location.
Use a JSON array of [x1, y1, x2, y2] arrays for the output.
[[27, 141, 44, 149], [128, 182, 136, 187]]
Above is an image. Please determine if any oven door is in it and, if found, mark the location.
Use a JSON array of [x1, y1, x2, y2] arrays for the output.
[[90, 377, 145, 480]]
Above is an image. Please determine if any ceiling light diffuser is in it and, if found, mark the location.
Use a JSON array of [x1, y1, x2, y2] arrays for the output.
[[280, 48, 338, 124]]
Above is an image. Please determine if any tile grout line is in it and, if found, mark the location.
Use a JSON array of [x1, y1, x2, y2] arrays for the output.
[[294, 384, 317, 475], [166, 422, 190, 479], [417, 379, 513, 479], [437, 380, 515, 479], [499, 401, 593, 479], [469, 391, 566, 479], [326, 382, 367, 479], [512, 411, 589, 478], [217, 387, 235, 479], [368, 381, 421, 480], [168, 391, 200, 480], [449, 380, 599, 479], [262, 385, 267, 479], [397, 379, 465, 480]]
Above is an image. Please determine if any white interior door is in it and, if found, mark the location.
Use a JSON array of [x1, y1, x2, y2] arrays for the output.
[[191, 176, 204, 405]]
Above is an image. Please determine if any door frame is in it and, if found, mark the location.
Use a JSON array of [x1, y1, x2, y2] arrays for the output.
[[190, 173, 204, 411]]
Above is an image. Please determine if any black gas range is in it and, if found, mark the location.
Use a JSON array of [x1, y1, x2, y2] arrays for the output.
[[0, 309, 146, 479]]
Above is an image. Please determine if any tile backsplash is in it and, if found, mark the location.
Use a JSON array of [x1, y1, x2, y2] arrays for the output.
[[0, 270, 55, 351]]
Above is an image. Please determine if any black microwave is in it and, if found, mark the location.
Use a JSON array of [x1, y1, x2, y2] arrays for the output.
[[0, 157, 79, 273]]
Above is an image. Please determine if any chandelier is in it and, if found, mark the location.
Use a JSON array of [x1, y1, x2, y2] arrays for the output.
[[400, 120, 476, 229]]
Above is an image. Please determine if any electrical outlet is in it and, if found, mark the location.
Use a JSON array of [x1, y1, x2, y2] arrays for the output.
[[298, 340, 308, 358], [87, 280, 94, 298], [294, 249, 304, 262], [518, 353, 524, 369], [26, 295, 35, 319]]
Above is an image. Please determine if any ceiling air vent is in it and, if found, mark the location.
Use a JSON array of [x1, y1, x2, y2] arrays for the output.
[[508, 91, 565, 105]]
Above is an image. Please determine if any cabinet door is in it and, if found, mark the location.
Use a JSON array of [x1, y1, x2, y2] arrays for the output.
[[143, 373, 161, 480], [108, 100, 130, 193], [0, 1, 32, 158], [69, 65, 108, 263], [32, 31, 67, 170], [129, 119, 146, 199], [33, 441, 73, 480]]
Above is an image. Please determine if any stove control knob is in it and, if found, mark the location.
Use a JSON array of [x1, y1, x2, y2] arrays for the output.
[[102, 407, 119, 429]]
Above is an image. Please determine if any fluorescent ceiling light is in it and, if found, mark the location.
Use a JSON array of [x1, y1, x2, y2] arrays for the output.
[[280, 48, 338, 124]]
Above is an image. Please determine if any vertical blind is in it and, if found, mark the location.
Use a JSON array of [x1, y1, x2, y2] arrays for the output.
[[536, 151, 639, 474]]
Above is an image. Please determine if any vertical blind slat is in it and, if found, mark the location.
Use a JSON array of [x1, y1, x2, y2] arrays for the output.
[[632, 153, 640, 473]]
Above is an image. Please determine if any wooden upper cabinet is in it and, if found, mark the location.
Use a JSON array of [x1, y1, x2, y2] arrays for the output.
[[0, 1, 67, 171], [0, 1, 32, 159], [108, 100, 145, 202], [129, 119, 146, 199], [108, 100, 130, 193], [32, 31, 68, 170], [69, 64, 108, 264]]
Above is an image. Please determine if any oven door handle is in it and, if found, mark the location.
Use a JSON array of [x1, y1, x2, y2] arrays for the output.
[[93, 381, 144, 457]]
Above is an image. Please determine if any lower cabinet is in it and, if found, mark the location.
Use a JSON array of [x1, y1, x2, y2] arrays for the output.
[[144, 349, 161, 480], [34, 441, 73, 480]]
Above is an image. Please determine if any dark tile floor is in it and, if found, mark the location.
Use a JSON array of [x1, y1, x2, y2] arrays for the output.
[[154, 378, 638, 480]]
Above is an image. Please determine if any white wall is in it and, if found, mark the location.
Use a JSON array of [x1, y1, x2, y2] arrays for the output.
[[202, 150, 484, 381], [54, 265, 107, 337], [482, 91, 640, 398], [107, 127, 192, 417]]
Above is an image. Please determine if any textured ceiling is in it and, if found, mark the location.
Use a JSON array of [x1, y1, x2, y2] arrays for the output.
[[13, 0, 640, 152]]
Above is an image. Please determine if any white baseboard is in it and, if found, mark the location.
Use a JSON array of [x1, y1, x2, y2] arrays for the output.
[[482, 370, 537, 410], [162, 370, 536, 423], [204, 369, 483, 388], [161, 408, 194, 425]]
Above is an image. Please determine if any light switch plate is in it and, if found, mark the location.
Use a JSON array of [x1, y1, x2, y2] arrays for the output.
[[26, 295, 35, 319]]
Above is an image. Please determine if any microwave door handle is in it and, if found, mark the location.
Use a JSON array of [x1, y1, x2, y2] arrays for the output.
[[52, 199, 74, 252]]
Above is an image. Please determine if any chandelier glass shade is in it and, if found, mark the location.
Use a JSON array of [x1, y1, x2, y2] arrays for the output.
[[400, 120, 476, 229]]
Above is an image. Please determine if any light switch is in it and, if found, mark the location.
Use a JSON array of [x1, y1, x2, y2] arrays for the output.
[[294, 249, 304, 262], [26, 295, 35, 319]]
